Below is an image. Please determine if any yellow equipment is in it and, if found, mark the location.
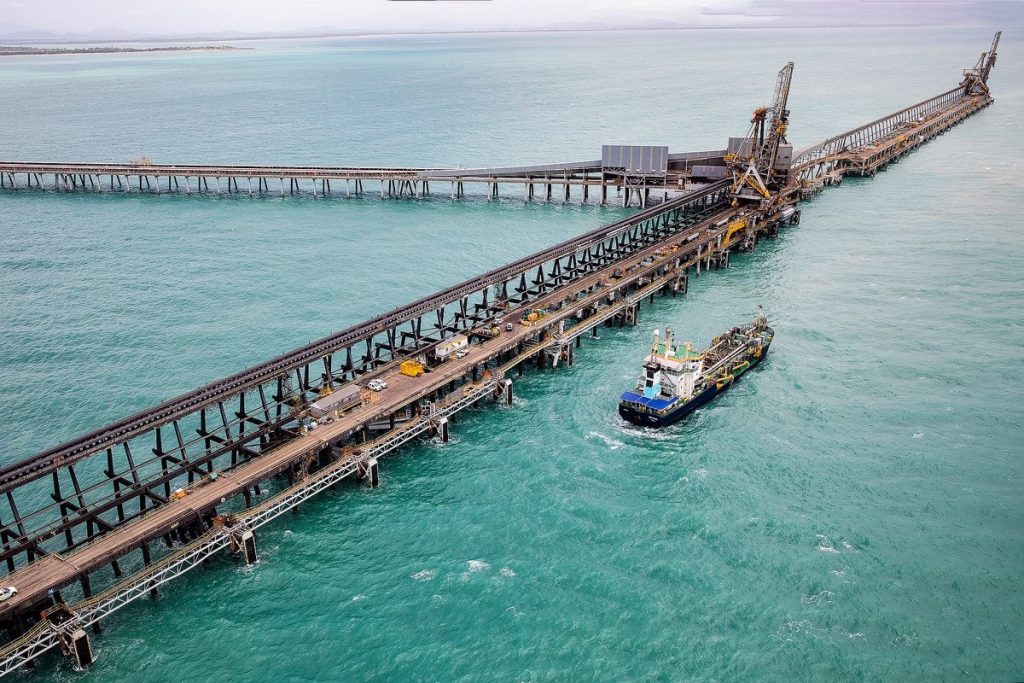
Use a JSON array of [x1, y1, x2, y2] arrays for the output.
[[721, 217, 750, 248], [399, 360, 424, 377], [521, 309, 549, 327]]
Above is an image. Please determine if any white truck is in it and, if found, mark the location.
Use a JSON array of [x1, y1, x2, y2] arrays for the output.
[[434, 334, 469, 361]]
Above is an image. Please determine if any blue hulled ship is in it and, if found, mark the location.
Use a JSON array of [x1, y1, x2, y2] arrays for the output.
[[618, 311, 774, 428]]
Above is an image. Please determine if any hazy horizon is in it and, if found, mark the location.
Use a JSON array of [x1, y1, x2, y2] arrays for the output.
[[0, 0, 1019, 42]]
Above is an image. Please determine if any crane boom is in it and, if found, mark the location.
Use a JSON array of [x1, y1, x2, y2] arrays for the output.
[[981, 31, 1000, 84], [757, 61, 794, 178]]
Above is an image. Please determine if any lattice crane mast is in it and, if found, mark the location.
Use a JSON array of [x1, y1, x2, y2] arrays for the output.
[[727, 61, 794, 202], [962, 31, 1000, 95]]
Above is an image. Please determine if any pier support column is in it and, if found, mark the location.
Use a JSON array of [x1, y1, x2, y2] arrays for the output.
[[68, 629, 93, 669], [502, 379, 513, 406], [437, 417, 449, 443], [44, 605, 94, 670], [356, 457, 380, 488], [623, 303, 638, 327], [366, 458, 379, 488], [230, 527, 258, 565], [139, 543, 158, 598], [676, 272, 688, 297]]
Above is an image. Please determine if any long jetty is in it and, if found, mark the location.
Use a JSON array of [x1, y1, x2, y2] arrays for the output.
[[0, 150, 727, 208], [0, 33, 1000, 675]]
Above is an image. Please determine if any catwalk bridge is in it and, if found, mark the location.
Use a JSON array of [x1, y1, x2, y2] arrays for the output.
[[0, 33, 1000, 674]]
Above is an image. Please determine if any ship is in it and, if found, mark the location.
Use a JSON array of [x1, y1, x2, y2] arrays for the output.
[[618, 310, 774, 428]]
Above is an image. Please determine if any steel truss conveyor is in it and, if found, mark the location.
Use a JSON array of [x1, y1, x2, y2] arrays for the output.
[[0, 181, 732, 576]]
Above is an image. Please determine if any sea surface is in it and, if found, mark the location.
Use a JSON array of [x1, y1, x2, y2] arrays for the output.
[[1, 26, 1022, 681]]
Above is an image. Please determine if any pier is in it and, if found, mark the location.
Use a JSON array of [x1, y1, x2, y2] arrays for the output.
[[0, 33, 999, 675], [0, 150, 727, 208]]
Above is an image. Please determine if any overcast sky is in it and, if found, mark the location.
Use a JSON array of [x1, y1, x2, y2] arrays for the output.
[[0, 0, 723, 35], [1, 0, 1015, 38]]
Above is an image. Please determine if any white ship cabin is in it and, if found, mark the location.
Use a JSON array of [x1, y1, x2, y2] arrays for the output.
[[641, 328, 704, 401]]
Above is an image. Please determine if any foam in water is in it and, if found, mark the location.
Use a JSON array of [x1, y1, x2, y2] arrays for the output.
[[586, 431, 624, 450], [816, 534, 840, 554]]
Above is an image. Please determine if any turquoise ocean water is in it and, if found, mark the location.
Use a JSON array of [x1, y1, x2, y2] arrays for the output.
[[1, 27, 1022, 681]]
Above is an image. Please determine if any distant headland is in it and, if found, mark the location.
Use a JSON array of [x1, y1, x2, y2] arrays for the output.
[[0, 44, 242, 56]]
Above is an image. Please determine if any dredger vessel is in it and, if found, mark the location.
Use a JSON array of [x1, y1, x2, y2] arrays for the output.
[[618, 311, 773, 428]]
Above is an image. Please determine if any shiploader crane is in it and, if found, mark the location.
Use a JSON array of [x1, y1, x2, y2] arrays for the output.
[[727, 62, 794, 202], [962, 31, 1000, 95]]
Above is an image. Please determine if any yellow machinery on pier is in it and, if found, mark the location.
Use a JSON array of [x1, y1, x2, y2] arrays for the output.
[[400, 360, 425, 377]]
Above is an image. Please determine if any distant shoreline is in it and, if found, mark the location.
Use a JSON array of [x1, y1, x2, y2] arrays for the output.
[[0, 45, 243, 56], [0, 22, 994, 50]]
